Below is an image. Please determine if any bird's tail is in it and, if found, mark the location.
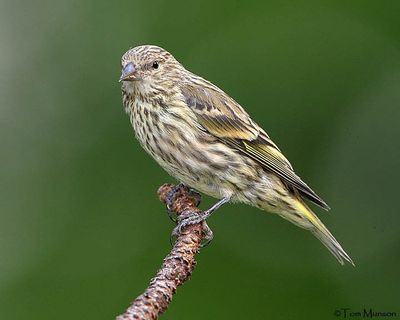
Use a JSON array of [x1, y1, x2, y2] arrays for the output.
[[275, 199, 354, 266]]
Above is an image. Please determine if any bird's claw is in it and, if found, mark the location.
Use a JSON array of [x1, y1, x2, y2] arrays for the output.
[[165, 184, 201, 223], [166, 208, 177, 223], [170, 210, 214, 247], [200, 222, 214, 247], [165, 183, 185, 222]]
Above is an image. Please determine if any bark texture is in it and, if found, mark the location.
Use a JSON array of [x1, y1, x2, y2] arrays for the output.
[[116, 183, 206, 320]]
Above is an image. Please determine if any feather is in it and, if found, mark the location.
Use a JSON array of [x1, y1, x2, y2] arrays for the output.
[[180, 79, 330, 210]]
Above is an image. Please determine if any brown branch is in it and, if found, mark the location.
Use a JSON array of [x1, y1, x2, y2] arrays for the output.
[[116, 183, 207, 320]]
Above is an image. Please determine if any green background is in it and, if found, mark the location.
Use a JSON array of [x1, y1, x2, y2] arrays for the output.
[[1, 1, 399, 319]]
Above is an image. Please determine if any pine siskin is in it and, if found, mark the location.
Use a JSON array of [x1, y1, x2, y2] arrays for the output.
[[119, 45, 353, 265]]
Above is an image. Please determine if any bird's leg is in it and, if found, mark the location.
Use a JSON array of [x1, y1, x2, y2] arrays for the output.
[[171, 196, 230, 245]]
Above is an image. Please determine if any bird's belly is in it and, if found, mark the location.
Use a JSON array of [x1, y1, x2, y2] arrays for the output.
[[129, 103, 259, 200], [128, 102, 286, 209]]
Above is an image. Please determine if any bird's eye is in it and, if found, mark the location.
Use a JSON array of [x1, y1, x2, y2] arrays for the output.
[[152, 61, 159, 69]]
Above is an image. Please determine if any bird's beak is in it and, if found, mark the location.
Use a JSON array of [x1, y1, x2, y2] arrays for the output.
[[119, 62, 137, 82]]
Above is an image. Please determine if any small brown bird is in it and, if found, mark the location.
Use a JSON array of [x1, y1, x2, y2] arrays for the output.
[[120, 45, 353, 265]]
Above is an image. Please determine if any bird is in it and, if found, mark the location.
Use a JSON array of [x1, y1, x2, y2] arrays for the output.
[[119, 44, 354, 265]]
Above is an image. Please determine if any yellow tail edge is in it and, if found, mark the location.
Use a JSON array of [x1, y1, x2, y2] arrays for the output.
[[296, 201, 355, 266]]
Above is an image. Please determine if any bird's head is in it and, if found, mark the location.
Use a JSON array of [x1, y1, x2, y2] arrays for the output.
[[120, 45, 183, 97]]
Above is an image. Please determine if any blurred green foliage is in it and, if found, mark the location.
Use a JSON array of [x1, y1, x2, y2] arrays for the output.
[[1, 1, 399, 319]]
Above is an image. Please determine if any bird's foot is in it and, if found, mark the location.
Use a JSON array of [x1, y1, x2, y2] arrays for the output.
[[165, 183, 201, 222], [170, 209, 214, 247], [201, 222, 214, 247], [170, 196, 230, 246]]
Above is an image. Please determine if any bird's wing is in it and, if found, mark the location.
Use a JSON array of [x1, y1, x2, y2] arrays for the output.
[[180, 81, 330, 210]]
